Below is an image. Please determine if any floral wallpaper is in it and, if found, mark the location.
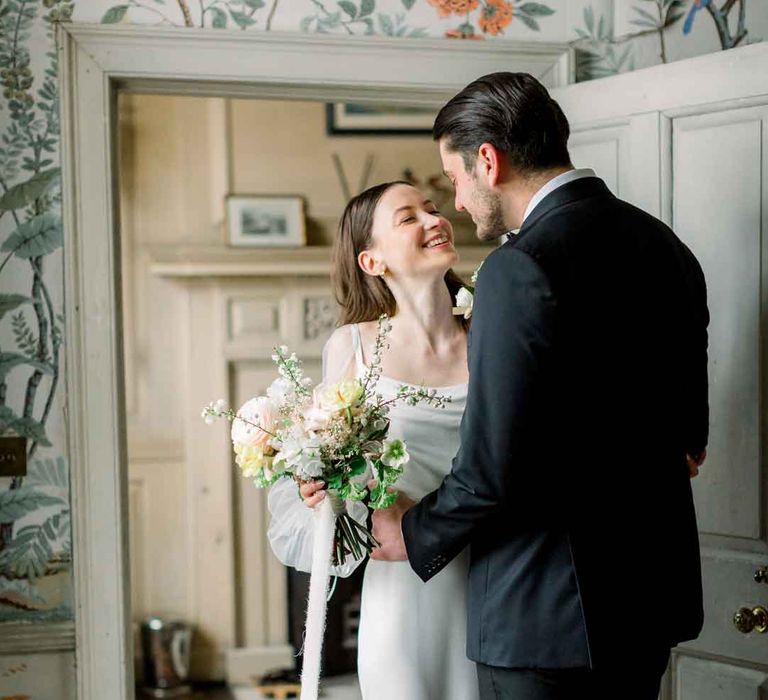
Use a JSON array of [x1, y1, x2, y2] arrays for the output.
[[0, 0, 72, 623], [0, 0, 764, 696]]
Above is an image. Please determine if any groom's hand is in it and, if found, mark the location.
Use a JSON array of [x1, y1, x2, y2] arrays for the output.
[[370, 483, 414, 562]]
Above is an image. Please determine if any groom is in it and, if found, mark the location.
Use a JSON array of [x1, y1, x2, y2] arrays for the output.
[[371, 72, 708, 699]]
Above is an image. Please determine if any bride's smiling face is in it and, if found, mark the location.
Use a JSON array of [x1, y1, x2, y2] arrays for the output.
[[358, 184, 458, 281]]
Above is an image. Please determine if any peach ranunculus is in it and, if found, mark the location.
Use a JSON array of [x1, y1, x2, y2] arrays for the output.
[[428, 0, 479, 18], [478, 0, 514, 35], [231, 396, 278, 450]]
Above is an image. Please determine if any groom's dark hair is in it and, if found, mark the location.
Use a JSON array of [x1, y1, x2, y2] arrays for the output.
[[433, 72, 571, 174]]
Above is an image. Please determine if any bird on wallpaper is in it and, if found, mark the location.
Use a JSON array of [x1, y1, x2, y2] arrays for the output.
[[683, 0, 711, 35]]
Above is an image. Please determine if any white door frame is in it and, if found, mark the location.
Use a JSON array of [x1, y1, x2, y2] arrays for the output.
[[57, 24, 572, 699]]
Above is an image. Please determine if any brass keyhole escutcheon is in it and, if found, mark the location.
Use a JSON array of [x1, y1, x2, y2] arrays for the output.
[[733, 606, 768, 634]]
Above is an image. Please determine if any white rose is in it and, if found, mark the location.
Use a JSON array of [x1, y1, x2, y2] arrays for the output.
[[303, 405, 332, 432], [455, 287, 474, 319], [266, 377, 294, 403]]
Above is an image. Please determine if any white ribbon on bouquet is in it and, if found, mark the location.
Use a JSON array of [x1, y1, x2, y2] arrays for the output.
[[300, 492, 346, 700]]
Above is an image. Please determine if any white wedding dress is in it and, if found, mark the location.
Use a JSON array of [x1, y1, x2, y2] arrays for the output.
[[267, 324, 478, 700]]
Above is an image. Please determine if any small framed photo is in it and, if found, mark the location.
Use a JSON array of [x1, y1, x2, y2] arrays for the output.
[[226, 195, 306, 247], [326, 103, 435, 136]]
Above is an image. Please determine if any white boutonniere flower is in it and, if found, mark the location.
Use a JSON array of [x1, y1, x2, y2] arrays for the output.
[[453, 261, 484, 319]]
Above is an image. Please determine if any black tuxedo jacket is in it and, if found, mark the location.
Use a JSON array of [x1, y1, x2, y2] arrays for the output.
[[402, 176, 708, 670]]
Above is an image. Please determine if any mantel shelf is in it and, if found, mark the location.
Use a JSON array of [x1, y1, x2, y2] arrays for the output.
[[149, 245, 493, 279]]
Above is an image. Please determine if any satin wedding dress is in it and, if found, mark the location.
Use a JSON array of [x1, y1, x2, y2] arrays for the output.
[[267, 324, 478, 700]]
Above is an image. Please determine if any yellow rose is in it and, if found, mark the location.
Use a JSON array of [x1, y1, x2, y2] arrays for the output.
[[321, 379, 365, 412], [235, 443, 274, 478]]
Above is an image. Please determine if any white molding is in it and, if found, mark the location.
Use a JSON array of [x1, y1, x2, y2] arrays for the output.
[[59, 26, 135, 700], [552, 42, 768, 122], [59, 24, 550, 697], [61, 25, 573, 94], [149, 245, 492, 278], [0, 623, 76, 655]]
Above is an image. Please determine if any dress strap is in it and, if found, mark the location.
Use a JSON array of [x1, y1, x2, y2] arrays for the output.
[[350, 324, 365, 372]]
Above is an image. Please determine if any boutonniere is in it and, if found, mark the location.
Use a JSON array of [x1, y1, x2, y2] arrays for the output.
[[453, 262, 483, 319]]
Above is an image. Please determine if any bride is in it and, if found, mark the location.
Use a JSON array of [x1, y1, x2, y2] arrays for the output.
[[267, 180, 479, 700]]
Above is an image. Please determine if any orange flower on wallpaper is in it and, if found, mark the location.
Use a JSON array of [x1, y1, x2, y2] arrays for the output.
[[428, 0, 480, 19], [478, 0, 514, 35]]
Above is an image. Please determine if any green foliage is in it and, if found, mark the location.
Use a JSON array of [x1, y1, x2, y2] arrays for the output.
[[0, 294, 29, 321], [101, 4, 129, 23], [209, 6, 228, 27], [574, 6, 634, 81], [0, 486, 62, 523], [2, 212, 62, 258], [301, 0, 426, 37], [230, 7, 258, 28], [0, 406, 53, 446], [11, 311, 38, 359], [516, 2, 555, 31], [0, 168, 59, 211], [24, 457, 69, 492], [631, 0, 686, 31]]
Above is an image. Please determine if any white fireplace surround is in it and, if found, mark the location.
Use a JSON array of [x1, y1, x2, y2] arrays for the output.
[[58, 24, 572, 699]]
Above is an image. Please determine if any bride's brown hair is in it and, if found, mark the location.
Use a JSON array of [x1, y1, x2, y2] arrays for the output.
[[332, 181, 469, 330]]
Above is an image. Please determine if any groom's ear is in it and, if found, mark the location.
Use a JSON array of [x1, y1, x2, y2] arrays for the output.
[[477, 142, 504, 187]]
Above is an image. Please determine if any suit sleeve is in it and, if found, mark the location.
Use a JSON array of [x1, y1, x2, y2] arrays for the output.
[[402, 246, 558, 582], [680, 246, 710, 456]]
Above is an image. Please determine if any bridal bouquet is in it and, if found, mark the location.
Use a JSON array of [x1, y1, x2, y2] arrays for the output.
[[202, 315, 450, 566]]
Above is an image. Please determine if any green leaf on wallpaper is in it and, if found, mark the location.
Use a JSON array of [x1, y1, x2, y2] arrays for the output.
[[584, 6, 595, 33], [0, 524, 54, 580], [243, 0, 265, 9], [0, 406, 19, 433], [360, 0, 375, 18], [229, 9, 257, 28], [11, 418, 53, 447], [401, 0, 416, 10], [209, 7, 228, 28], [101, 5, 130, 24], [26, 458, 69, 491], [0, 487, 61, 523], [300, 15, 315, 32], [666, 11, 685, 26], [0, 168, 60, 212], [0, 352, 53, 382], [378, 14, 395, 36], [519, 3, 555, 16], [0, 294, 30, 321], [517, 14, 540, 31], [339, 1, 358, 19], [1, 213, 62, 259], [361, 17, 375, 34]]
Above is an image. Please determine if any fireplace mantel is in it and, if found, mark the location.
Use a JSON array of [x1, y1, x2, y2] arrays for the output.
[[149, 245, 492, 279]]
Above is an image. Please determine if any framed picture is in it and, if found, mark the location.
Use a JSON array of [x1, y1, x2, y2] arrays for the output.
[[226, 195, 306, 247], [326, 102, 436, 136]]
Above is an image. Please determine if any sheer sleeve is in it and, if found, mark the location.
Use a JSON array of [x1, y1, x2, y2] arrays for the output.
[[266, 325, 369, 577]]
